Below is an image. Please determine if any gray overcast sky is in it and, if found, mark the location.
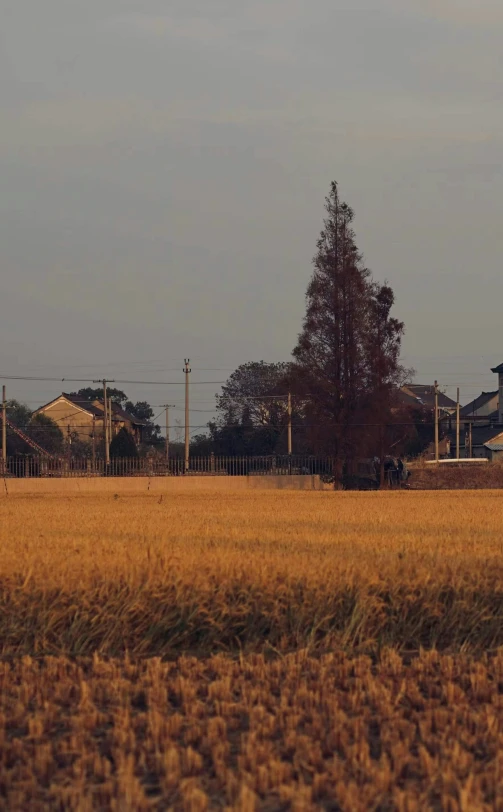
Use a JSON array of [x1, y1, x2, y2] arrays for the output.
[[1, 0, 502, 426]]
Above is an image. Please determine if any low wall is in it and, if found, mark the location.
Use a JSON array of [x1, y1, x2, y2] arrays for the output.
[[409, 463, 503, 490], [0, 475, 328, 497]]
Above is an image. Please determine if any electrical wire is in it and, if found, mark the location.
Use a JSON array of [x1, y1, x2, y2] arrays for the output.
[[0, 375, 226, 385], [4, 421, 443, 431]]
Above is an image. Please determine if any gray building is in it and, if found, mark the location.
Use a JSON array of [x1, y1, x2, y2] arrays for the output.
[[491, 362, 503, 424], [447, 363, 502, 459], [484, 442, 503, 463]]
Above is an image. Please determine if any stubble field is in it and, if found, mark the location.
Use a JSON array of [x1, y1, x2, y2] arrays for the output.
[[1, 487, 503, 809]]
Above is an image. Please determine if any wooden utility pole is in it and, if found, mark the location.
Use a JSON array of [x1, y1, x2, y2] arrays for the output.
[[91, 416, 96, 471], [92, 379, 114, 467], [166, 404, 170, 463], [287, 392, 292, 455], [66, 424, 72, 469], [2, 385, 6, 469], [108, 397, 113, 442], [456, 387, 460, 460], [103, 381, 109, 466], [184, 359, 191, 473], [434, 380, 439, 462], [161, 404, 175, 466]]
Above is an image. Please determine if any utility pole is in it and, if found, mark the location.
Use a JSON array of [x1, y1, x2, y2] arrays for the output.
[[469, 421, 473, 458], [184, 359, 191, 473], [2, 385, 6, 470], [167, 404, 175, 466], [160, 404, 176, 467], [108, 397, 113, 442], [287, 392, 292, 455], [99, 380, 109, 466], [456, 387, 460, 460], [103, 383, 109, 465], [66, 424, 72, 469], [434, 380, 439, 462], [93, 379, 115, 466], [91, 416, 96, 472]]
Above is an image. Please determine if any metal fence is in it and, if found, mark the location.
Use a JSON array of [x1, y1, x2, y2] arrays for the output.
[[1, 454, 339, 479]]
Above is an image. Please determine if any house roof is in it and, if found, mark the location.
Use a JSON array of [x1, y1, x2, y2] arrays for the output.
[[400, 385, 457, 410], [397, 389, 421, 408], [484, 443, 503, 452], [471, 427, 503, 446], [460, 391, 498, 418], [111, 402, 148, 427], [446, 426, 503, 447], [64, 393, 104, 417], [91, 399, 148, 427], [34, 393, 103, 418], [491, 363, 503, 374]]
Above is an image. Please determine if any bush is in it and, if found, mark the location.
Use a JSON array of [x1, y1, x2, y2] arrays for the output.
[[110, 427, 139, 459]]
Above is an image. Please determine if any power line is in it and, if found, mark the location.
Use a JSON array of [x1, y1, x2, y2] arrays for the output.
[[5, 420, 445, 431], [0, 374, 226, 386]]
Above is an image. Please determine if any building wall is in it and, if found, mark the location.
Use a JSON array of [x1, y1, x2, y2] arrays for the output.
[[91, 401, 135, 439], [38, 400, 103, 443]]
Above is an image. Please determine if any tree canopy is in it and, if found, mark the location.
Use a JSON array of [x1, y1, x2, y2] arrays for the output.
[[210, 362, 291, 455], [74, 388, 128, 406], [110, 427, 139, 459], [125, 401, 161, 444], [292, 181, 406, 479], [4, 400, 64, 456]]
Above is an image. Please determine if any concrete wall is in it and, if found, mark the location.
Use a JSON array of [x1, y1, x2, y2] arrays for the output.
[[0, 475, 329, 497]]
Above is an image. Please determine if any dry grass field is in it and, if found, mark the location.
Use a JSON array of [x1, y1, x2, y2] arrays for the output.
[[1, 487, 503, 809]]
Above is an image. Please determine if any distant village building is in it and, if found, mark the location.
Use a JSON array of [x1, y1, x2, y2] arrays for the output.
[[33, 393, 147, 446], [399, 384, 457, 414], [492, 362, 503, 424], [459, 391, 499, 423], [483, 440, 503, 463], [399, 372, 503, 461], [444, 364, 503, 459]]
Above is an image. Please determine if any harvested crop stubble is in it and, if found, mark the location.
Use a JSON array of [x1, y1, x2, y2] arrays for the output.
[[1, 650, 503, 810], [1, 490, 503, 656]]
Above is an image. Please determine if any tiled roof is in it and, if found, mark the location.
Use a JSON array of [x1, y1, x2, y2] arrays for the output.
[[471, 427, 503, 446], [110, 402, 148, 427], [63, 393, 104, 417], [460, 391, 498, 418], [92, 399, 148, 427], [397, 389, 421, 408], [400, 385, 457, 410], [35, 393, 104, 418], [485, 443, 503, 452], [447, 426, 503, 447]]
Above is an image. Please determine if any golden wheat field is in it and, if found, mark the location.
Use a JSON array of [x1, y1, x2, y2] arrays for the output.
[[1, 486, 503, 810]]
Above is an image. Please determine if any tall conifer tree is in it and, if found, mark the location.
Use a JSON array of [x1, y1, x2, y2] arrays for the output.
[[292, 182, 405, 482]]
